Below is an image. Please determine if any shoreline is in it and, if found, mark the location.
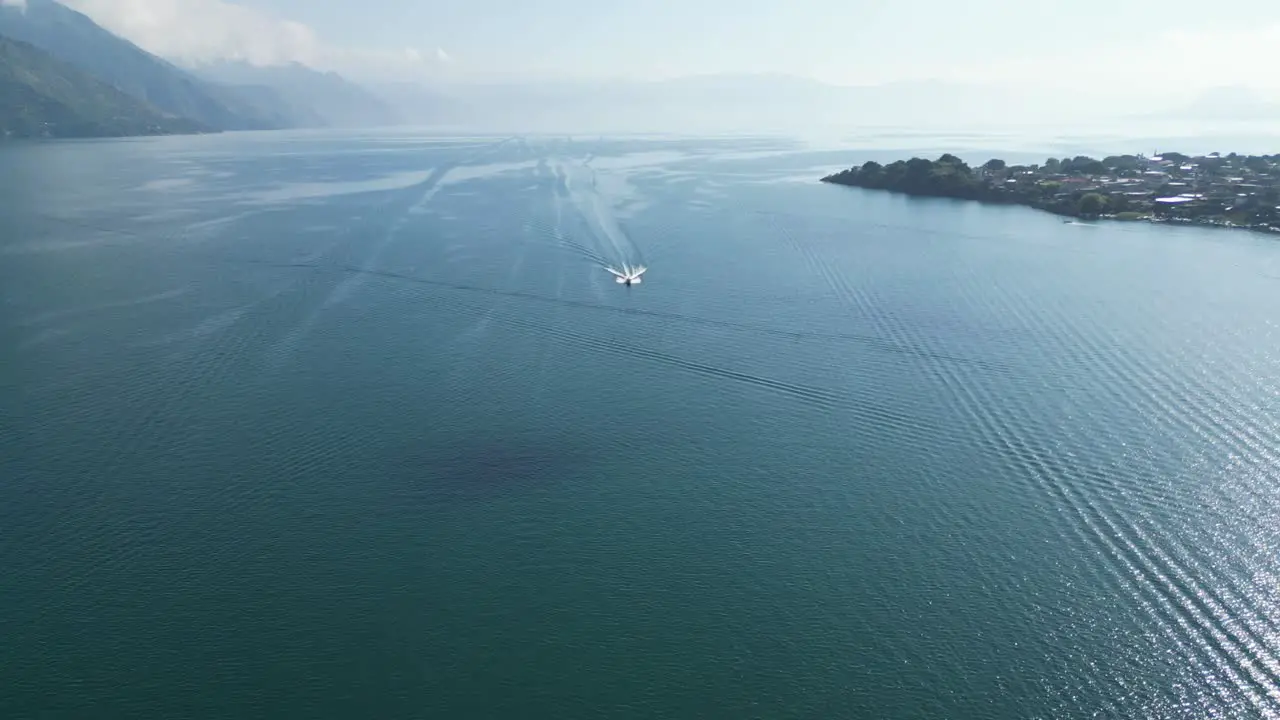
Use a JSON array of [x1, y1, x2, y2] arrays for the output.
[[821, 151, 1280, 236], [821, 180, 1280, 236]]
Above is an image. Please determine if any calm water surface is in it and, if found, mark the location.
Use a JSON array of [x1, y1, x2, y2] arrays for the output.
[[3, 131, 1279, 719]]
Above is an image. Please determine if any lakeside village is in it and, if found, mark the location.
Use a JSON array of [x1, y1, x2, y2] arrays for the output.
[[821, 152, 1280, 234]]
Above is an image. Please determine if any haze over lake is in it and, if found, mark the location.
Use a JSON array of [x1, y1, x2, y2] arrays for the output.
[[3, 129, 1280, 719]]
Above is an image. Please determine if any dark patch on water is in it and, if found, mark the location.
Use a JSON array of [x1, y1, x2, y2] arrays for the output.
[[380, 427, 601, 503]]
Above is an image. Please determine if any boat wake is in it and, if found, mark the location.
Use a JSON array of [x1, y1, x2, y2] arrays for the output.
[[605, 264, 647, 285], [553, 156, 647, 278]]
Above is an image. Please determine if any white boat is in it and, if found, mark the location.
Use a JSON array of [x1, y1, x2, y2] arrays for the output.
[[605, 264, 647, 286]]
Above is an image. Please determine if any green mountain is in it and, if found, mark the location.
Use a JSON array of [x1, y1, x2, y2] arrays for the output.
[[0, 33, 204, 138], [0, 0, 282, 131]]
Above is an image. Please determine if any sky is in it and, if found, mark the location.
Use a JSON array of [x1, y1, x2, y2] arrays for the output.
[[58, 0, 1280, 96]]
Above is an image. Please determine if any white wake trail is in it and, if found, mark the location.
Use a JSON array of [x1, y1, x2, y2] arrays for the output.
[[555, 156, 646, 275]]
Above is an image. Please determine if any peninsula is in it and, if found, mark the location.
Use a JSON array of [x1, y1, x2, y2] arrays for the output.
[[821, 152, 1280, 234]]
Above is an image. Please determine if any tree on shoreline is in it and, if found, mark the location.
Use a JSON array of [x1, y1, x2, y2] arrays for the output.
[[1078, 193, 1107, 217]]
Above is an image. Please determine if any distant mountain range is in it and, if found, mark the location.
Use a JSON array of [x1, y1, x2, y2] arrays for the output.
[[1165, 86, 1280, 122], [0, 0, 399, 138], [371, 75, 1135, 133], [0, 34, 204, 138], [0, 0, 277, 132], [3, 0, 1274, 140], [375, 74, 1280, 135], [191, 61, 399, 129]]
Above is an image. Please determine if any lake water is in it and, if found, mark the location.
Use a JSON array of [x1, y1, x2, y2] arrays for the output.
[[3, 130, 1280, 719]]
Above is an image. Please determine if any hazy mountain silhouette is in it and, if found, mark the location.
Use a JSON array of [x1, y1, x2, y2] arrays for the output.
[[373, 74, 1129, 132], [192, 61, 401, 129], [1164, 86, 1280, 122]]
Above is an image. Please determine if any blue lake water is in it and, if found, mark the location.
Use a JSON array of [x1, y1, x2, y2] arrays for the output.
[[3, 130, 1280, 719]]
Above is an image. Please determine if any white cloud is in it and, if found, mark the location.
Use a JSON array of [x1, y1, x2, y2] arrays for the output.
[[1, 0, 27, 11], [63, 0, 320, 66], [436, 47, 453, 65], [62, 0, 451, 80]]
